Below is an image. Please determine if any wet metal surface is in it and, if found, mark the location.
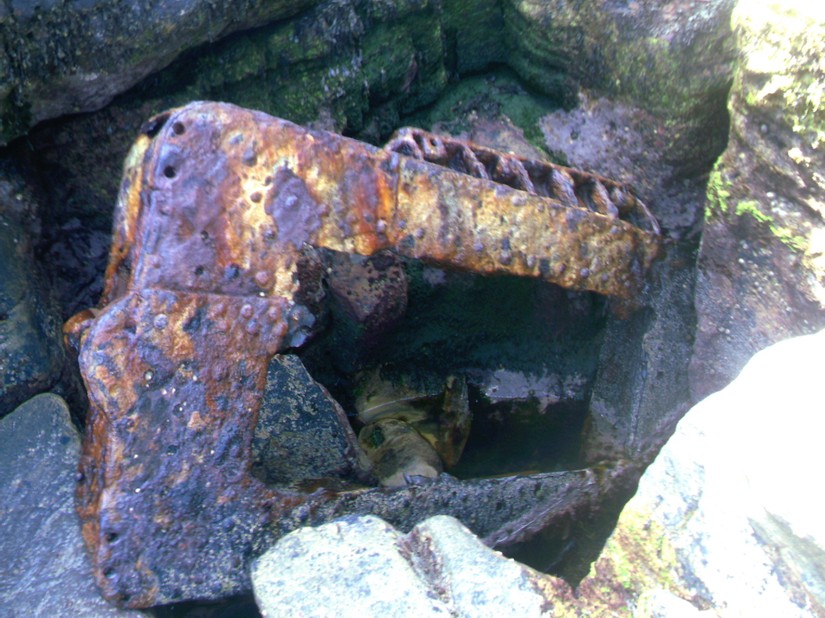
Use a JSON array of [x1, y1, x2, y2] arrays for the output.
[[67, 102, 658, 607]]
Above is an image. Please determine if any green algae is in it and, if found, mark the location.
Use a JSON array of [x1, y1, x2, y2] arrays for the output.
[[2, 0, 736, 152], [521, 502, 695, 616], [0, 0, 311, 144], [404, 69, 557, 155], [441, 0, 505, 75], [498, 0, 734, 174], [502, 0, 735, 120], [582, 506, 688, 612], [122, 0, 448, 135], [705, 162, 732, 221], [735, 200, 807, 253], [789, 70, 825, 150], [705, 162, 807, 252]]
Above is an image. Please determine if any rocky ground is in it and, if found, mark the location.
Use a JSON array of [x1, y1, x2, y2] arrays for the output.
[[1, 0, 823, 615], [250, 325, 825, 616]]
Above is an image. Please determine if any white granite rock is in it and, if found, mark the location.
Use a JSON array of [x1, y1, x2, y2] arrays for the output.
[[251, 514, 553, 617], [613, 328, 825, 616]]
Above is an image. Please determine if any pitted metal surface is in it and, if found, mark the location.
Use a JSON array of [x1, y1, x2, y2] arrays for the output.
[[66, 102, 658, 607], [385, 127, 660, 235]]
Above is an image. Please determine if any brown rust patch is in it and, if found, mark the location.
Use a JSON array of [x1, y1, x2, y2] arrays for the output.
[[68, 102, 660, 607]]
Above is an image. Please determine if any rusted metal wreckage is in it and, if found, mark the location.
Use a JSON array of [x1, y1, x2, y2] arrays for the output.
[[65, 102, 661, 607]]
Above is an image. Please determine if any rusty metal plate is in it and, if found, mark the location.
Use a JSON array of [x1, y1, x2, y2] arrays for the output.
[[68, 102, 659, 607]]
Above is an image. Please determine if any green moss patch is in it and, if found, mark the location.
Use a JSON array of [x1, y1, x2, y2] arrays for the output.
[[734, 200, 807, 252], [404, 68, 558, 155], [705, 163, 807, 252], [705, 161, 732, 221]]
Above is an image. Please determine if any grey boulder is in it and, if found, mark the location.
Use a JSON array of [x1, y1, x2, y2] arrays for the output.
[[0, 393, 147, 617], [0, 211, 64, 419]]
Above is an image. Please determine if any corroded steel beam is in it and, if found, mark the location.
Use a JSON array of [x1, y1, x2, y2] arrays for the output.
[[67, 102, 659, 607]]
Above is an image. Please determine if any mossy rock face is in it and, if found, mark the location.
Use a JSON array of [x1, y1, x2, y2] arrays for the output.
[[403, 69, 558, 158], [692, 0, 825, 399], [0, 0, 507, 144], [501, 0, 737, 174], [136, 0, 449, 135], [0, 0, 315, 145], [3, 0, 738, 151]]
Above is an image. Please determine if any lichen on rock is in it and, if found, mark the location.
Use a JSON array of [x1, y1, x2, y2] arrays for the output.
[[692, 0, 825, 398]]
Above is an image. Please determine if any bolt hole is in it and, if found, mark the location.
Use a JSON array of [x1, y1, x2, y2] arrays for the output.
[[194, 266, 205, 276], [172, 121, 186, 135], [141, 111, 170, 138], [163, 166, 177, 179], [105, 531, 119, 543]]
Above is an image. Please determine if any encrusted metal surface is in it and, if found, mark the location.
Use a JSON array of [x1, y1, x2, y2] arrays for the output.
[[68, 102, 659, 607], [385, 127, 660, 236]]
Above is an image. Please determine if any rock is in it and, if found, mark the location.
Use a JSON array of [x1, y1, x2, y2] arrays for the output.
[[529, 91, 701, 582], [252, 353, 373, 488], [634, 589, 710, 618], [253, 515, 450, 616], [0, 198, 64, 418], [503, 0, 737, 175], [0, 393, 147, 617], [324, 252, 408, 332], [3, 0, 736, 152], [538, 92, 702, 461], [43, 218, 113, 320], [584, 233, 698, 464], [0, 0, 315, 143], [587, 329, 825, 616], [691, 0, 825, 399], [251, 514, 555, 617], [408, 69, 561, 158], [318, 249, 409, 371]]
